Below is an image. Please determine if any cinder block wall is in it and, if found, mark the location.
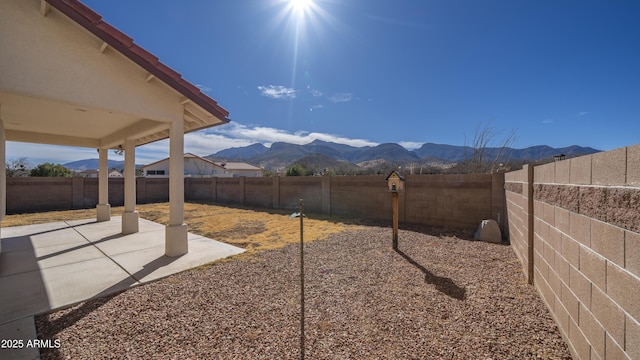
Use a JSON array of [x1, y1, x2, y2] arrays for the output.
[[404, 174, 499, 228], [504, 165, 533, 283], [505, 144, 640, 360], [6, 174, 506, 230], [6, 177, 73, 213], [6, 177, 125, 212], [279, 176, 323, 213], [244, 178, 274, 208], [186, 174, 504, 229], [330, 175, 389, 220]]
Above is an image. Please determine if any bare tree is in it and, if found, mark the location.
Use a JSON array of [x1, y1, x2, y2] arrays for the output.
[[6, 157, 32, 177], [460, 121, 517, 173]]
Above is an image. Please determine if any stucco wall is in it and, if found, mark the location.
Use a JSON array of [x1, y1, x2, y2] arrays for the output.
[[0, 0, 180, 124], [505, 144, 640, 360]]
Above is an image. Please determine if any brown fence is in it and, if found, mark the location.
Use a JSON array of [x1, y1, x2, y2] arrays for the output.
[[7, 174, 505, 230], [505, 144, 640, 360]]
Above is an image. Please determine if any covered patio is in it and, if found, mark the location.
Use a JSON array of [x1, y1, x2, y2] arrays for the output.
[[0, 0, 230, 255], [0, 1, 242, 357]]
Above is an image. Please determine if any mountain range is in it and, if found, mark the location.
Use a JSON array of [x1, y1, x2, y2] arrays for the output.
[[63, 159, 129, 171], [205, 140, 600, 172], [61, 140, 599, 172]]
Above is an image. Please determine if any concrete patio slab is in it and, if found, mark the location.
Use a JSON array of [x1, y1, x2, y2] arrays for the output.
[[0, 271, 50, 325], [0, 222, 70, 239], [0, 216, 245, 359], [0, 241, 106, 277], [0, 317, 40, 360], [0, 226, 85, 254], [40, 257, 135, 310], [110, 235, 246, 283]]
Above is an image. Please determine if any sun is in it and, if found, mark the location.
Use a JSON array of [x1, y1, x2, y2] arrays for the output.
[[288, 0, 314, 16]]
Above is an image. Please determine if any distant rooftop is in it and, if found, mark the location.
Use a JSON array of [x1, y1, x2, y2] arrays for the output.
[[215, 162, 262, 171]]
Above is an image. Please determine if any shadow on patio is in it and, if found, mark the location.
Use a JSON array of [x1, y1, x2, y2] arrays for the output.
[[0, 217, 244, 358]]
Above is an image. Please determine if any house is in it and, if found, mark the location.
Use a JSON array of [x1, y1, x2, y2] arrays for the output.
[[0, 0, 230, 257], [142, 154, 263, 177], [142, 153, 231, 177], [76, 169, 123, 178], [215, 161, 264, 177]]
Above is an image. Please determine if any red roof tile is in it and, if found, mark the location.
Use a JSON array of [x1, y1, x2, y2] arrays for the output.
[[179, 80, 201, 96], [130, 44, 159, 66], [46, 0, 230, 121], [156, 62, 182, 82], [60, 0, 100, 24], [96, 21, 133, 47]]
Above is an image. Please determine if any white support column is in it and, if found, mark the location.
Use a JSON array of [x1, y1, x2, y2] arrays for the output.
[[122, 138, 139, 234], [165, 117, 188, 257], [96, 148, 111, 222], [0, 119, 5, 255]]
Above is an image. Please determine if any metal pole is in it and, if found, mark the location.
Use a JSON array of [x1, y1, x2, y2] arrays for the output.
[[392, 192, 399, 250], [299, 198, 305, 360]]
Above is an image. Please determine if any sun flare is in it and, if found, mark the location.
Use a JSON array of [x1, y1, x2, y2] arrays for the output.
[[289, 0, 313, 12]]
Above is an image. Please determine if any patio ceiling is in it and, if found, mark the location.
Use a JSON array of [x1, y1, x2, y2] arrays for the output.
[[1, 91, 226, 149]]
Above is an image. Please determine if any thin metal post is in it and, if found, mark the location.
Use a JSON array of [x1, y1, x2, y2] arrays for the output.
[[299, 198, 305, 360], [392, 192, 399, 250]]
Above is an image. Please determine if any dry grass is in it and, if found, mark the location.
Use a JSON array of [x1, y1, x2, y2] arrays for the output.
[[2, 202, 362, 256]]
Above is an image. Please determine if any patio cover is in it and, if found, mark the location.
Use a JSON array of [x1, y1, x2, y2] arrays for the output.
[[0, 0, 230, 256]]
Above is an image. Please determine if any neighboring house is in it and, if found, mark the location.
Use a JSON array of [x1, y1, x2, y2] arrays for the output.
[[77, 169, 123, 178], [142, 154, 264, 177], [77, 169, 99, 178], [142, 153, 231, 178], [215, 162, 264, 177]]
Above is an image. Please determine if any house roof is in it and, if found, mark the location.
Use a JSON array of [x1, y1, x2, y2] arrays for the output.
[[46, 0, 229, 122], [385, 170, 406, 181], [141, 153, 223, 170], [1, 0, 229, 149], [215, 162, 263, 171]]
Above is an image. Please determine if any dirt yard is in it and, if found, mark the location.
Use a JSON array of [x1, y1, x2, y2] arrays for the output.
[[35, 225, 571, 359]]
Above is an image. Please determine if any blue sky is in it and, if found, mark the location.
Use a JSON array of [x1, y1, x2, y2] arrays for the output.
[[8, 0, 640, 165]]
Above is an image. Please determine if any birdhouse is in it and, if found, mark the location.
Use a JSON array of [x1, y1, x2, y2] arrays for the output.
[[385, 170, 405, 192]]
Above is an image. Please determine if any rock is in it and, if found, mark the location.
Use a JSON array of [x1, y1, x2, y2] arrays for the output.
[[474, 219, 502, 243]]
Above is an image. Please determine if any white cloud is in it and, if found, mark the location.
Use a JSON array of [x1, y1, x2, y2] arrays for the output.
[[257, 85, 297, 99], [578, 111, 589, 116], [542, 118, 554, 124], [328, 92, 353, 103], [309, 88, 323, 97], [310, 104, 323, 111], [136, 132, 257, 163], [208, 122, 378, 148], [195, 84, 212, 92], [6, 142, 102, 165], [399, 141, 423, 150]]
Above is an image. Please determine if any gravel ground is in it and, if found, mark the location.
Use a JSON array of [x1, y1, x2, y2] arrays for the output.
[[36, 226, 571, 359]]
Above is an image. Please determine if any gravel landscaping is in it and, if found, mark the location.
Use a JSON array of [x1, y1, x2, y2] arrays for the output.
[[36, 225, 571, 359]]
